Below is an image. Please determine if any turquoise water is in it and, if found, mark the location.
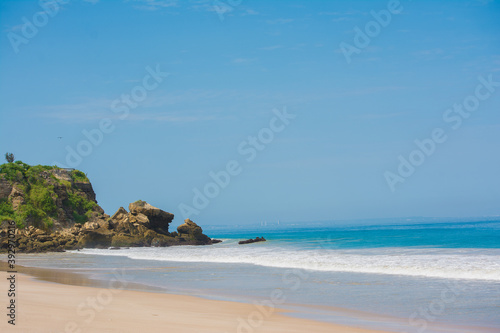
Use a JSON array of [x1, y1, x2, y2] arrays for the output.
[[12, 218, 500, 333], [208, 219, 500, 249]]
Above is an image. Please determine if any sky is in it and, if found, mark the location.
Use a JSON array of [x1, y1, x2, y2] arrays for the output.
[[0, 0, 499, 226]]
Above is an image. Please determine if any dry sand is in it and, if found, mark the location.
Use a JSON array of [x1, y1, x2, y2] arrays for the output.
[[0, 271, 393, 333]]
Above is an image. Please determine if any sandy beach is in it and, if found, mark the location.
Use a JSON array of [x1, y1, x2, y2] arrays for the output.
[[0, 264, 394, 333]]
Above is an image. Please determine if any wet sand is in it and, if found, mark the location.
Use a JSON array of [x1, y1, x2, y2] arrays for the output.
[[0, 261, 393, 333]]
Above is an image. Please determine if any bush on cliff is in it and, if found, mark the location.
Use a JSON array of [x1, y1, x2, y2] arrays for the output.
[[0, 161, 102, 229], [70, 170, 89, 183], [64, 192, 97, 224], [0, 198, 14, 222]]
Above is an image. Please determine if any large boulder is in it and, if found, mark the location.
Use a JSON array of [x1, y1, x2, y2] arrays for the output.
[[128, 201, 173, 234], [129, 213, 150, 228], [111, 207, 129, 224], [177, 219, 210, 243], [77, 229, 113, 248], [177, 219, 202, 236]]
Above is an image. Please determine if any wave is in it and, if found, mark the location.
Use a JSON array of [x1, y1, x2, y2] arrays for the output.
[[75, 245, 500, 281]]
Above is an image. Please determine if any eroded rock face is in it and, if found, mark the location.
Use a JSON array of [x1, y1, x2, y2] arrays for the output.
[[128, 201, 174, 234], [0, 177, 12, 199], [111, 207, 129, 225]]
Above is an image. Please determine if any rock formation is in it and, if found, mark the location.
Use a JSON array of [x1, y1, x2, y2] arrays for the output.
[[0, 162, 217, 252]]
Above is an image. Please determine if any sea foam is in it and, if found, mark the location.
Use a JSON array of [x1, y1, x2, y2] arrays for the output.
[[77, 244, 500, 281]]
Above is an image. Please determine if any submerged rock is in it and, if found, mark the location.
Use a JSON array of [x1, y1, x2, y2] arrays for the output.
[[238, 237, 266, 245]]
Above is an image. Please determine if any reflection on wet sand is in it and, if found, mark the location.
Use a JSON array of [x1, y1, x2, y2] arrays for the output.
[[0, 260, 165, 292]]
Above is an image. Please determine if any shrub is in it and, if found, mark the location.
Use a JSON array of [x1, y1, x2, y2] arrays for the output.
[[29, 184, 57, 216], [0, 198, 15, 222], [72, 211, 87, 224], [66, 192, 96, 212], [71, 170, 89, 183], [60, 180, 72, 189], [18, 204, 45, 228], [0, 161, 29, 182], [15, 218, 25, 229], [65, 192, 97, 224], [0, 161, 95, 228], [5, 152, 14, 163]]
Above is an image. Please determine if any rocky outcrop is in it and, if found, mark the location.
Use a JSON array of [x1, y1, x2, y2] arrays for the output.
[[0, 162, 219, 253], [0, 164, 105, 230], [177, 219, 209, 242], [1, 226, 78, 253], [238, 237, 266, 245], [0, 201, 217, 253], [129, 200, 173, 234], [75, 202, 214, 249]]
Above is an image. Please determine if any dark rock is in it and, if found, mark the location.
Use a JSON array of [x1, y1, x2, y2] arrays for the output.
[[0, 177, 12, 199], [77, 229, 113, 248], [177, 218, 211, 244], [238, 237, 267, 245]]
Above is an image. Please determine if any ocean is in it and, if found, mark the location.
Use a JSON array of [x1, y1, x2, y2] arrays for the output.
[[17, 218, 500, 332]]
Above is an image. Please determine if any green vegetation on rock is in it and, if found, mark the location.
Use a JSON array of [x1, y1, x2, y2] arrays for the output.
[[0, 161, 101, 229], [0, 161, 56, 183], [134, 199, 147, 206], [70, 170, 89, 183], [0, 198, 14, 222]]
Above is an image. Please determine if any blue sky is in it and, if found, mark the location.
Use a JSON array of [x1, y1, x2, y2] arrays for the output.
[[1, 0, 499, 226]]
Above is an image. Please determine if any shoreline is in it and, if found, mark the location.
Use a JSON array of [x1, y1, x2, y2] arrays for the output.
[[1, 260, 498, 333], [0, 261, 393, 333]]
